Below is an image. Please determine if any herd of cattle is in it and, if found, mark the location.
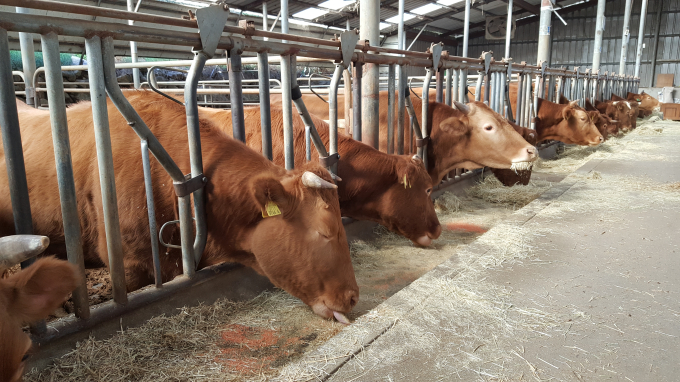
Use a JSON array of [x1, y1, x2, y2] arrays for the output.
[[0, 80, 660, 379]]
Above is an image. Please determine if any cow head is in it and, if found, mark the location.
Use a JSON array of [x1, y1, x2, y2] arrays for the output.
[[242, 164, 358, 321], [1, 257, 79, 382], [587, 110, 610, 141], [426, 101, 537, 183], [537, 99, 603, 146], [387, 155, 441, 247], [596, 100, 633, 132], [628, 91, 660, 113]]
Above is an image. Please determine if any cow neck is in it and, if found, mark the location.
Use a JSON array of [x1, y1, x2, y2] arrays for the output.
[[535, 101, 568, 141], [426, 103, 468, 184]]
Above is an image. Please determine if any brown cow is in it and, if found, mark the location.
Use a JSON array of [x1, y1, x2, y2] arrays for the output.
[[536, 98, 603, 145], [558, 95, 613, 140], [627, 91, 660, 117], [490, 119, 538, 186], [585, 99, 621, 137], [611, 94, 639, 128], [0, 92, 359, 321], [198, 105, 442, 247], [595, 100, 633, 132], [1, 257, 79, 382]]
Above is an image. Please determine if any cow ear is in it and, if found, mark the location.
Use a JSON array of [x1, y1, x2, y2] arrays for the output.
[[396, 155, 423, 189], [439, 115, 467, 135], [250, 175, 293, 216], [562, 104, 575, 120], [4, 257, 79, 324]]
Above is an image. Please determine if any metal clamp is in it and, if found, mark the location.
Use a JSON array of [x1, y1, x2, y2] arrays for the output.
[[238, 19, 256, 37], [338, 30, 360, 69], [195, 2, 230, 57], [416, 136, 431, 147], [429, 43, 443, 70], [319, 153, 340, 168], [173, 173, 208, 197], [481, 51, 492, 73]]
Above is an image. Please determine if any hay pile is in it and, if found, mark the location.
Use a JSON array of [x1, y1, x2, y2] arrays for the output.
[[466, 175, 552, 208]]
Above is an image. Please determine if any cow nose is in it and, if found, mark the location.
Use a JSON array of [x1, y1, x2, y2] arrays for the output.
[[527, 146, 537, 158], [429, 223, 442, 240], [348, 290, 359, 309], [599, 136, 604, 142]]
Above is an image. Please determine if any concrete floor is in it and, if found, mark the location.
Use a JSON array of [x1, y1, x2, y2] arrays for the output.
[[275, 121, 680, 381]]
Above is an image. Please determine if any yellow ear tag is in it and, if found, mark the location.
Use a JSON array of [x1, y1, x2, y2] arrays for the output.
[[262, 200, 282, 218]]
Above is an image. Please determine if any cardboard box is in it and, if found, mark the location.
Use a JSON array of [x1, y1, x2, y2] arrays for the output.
[[660, 103, 680, 121], [657, 74, 675, 88]]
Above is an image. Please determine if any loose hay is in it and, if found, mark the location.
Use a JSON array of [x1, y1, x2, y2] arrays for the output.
[[466, 175, 552, 208], [434, 192, 462, 213]]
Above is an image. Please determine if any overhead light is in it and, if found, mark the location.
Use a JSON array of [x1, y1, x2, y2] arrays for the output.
[[437, 0, 465, 6], [385, 13, 416, 23], [380, 22, 393, 30], [318, 0, 355, 10], [292, 8, 328, 20], [411, 3, 443, 15]]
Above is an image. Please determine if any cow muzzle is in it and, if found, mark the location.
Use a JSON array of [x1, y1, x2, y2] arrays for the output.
[[415, 224, 442, 247]]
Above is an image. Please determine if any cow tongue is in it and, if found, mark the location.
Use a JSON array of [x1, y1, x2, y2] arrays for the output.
[[333, 311, 351, 325]]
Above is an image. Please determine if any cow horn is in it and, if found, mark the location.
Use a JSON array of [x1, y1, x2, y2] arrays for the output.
[[453, 101, 470, 115], [301, 171, 337, 189], [0, 235, 50, 271]]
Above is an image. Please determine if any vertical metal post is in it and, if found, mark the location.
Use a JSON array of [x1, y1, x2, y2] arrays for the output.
[[140, 140, 162, 287], [262, 2, 268, 39], [547, 75, 555, 103], [524, 74, 532, 127], [15, 8, 36, 107], [459, 0, 471, 102], [361, 0, 380, 149], [328, 64, 343, 175], [0, 29, 35, 266], [619, 0, 633, 75], [482, 72, 490, 104], [352, 62, 362, 142], [452, 68, 459, 103], [397, 66, 405, 154], [280, 55, 294, 169], [592, 0, 606, 73], [258, 52, 272, 160], [281, 0, 288, 36], [504, 0, 513, 59], [228, 49, 246, 143], [649, 1, 663, 87], [420, 68, 432, 168], [435, 69, 443, 103], [537, 0, 552, 65], [42, 32, 98, 310], [516, 73, 524, 125], [387, 64, 396, 154], [634, 0, 648, 79], [490, 72, 497, 110], [127, 0, 140, 89], [445, 69, 452, 106]]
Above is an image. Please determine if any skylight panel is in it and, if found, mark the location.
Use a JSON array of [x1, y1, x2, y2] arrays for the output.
[[411, 3, 442, 15], [293, 8, 327, 20]]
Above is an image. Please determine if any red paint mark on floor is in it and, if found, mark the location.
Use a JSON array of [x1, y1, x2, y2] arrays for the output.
[[445, 222, 488, 234]]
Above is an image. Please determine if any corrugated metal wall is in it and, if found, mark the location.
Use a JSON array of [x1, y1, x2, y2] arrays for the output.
[[466, 0, 679, 87]]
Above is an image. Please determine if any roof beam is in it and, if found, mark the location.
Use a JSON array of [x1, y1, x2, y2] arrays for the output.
[[511, 0, 540, 15]]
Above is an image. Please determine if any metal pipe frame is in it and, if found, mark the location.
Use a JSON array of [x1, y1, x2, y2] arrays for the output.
[[352, 63, 362, 142], [633, 0, 648, 79], [42, 32, 95, 311], [387, 64, 396, 155], [140, 139, 162, 287], [482, 72, 490, 104], [280, 55, 295, 170], [127, 0, 141, 89], [15, 7, 36, 107], [445, 68, 452, 106], [258, 52, 273, 160], [618, 0, 633, 75], [227, 48, 246, 143], [328, 63, 343, 176], [397, 66, 406, 155], [183, 51, 209, 267], [592, 0, 606, 72], [537, 0, 552, 65], [452, 69, 459, 103], [649, 1, 663, 87], [515, 73, 524, 125], [435, 69, 444, 103], [419, 68, 432, 169]]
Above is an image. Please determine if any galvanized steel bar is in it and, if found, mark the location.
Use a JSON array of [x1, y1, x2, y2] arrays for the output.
[[140, 140, 162, 287], [360, 0, 380, 150], [650, 1, 663, 87], [183, 51, 209, 266], [515, 73, 524, 125], [435, 69, 443, 103], [459, 0, 471, 103], [387, 64, 396, 154], [633, 0, 648, 79], [420, 68, 432, 169], [258, 52, 273, 160], [280, 55, 294, 170], [452, 68, 459, 103], [592, 0, 606, 72], [445, 69, 452, 106], [352, 63, 362, 142], [483, 72, 490, 104], [42, 32, 96, 310], [328, 64, 343, 175], [537, 0, 552, 65], [397, 66, 405, 154], [228, 49, 246, 143], [475, 71, 483, 102], [127, 0, 140, 89], [15, 7, 36, 107], [524, 74, 532, 127]]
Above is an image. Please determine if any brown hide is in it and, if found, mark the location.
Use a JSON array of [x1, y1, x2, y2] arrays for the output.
[[0, 92, 359, 319], [383, 98, 537, 184], [611, 94, 640, 128], [627, 91, 660, 117], [535, 98, 603, 145], [489, 120, 538, 186], [1, 257, 79, 382], [595, 100, 633, 132], [584, 99, 621, 136], [198, 105, 442, 247]]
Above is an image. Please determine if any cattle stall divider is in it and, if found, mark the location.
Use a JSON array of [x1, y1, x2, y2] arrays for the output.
[[0, 0, 639, 352]]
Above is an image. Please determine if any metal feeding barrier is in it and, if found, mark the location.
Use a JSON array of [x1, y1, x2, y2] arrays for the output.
[[0, 0, 639, 344]]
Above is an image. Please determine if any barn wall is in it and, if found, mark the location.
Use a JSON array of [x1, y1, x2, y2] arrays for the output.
[[465, 0, 680, 88]]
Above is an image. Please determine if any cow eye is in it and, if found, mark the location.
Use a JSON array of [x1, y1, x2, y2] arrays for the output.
[[484, 125, 493, 131], [426, 188, 432, 196], [22, 353, 31, 362]]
